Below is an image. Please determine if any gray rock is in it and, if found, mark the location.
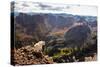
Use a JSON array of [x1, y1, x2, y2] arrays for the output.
[[64, 25, 91, 48]]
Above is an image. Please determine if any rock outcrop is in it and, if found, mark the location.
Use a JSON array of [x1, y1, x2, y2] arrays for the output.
[[64, 24, 91, 48], [12, 41, 54, 65]]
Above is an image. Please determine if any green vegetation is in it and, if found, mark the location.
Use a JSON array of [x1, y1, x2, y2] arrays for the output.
[[44, 47, 74, 59], [52, 48, 72, 59]]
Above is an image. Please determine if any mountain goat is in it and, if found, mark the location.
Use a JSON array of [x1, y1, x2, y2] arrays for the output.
[[33, 41, 45, 52]]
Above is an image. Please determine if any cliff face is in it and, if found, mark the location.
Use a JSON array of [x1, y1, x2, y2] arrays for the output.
[[64, 24, 91, 48]]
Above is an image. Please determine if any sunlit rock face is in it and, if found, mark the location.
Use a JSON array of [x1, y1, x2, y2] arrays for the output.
[[33, 41, 45, 52]]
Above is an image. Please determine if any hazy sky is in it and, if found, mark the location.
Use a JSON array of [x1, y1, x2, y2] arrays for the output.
[[13, 1, 97, 16]]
